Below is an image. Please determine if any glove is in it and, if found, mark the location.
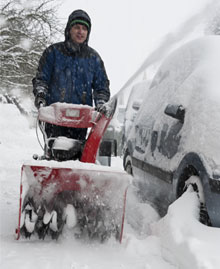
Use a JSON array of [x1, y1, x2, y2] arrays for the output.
[[96, 99, 106, 114], [34, 90, 46, 109]]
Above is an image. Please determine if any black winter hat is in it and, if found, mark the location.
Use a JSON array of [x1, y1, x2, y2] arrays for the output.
[[65, 9, 91, 42]]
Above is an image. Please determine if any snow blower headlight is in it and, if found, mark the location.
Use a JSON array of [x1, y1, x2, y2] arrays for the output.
[[66, 109, 80, 118]]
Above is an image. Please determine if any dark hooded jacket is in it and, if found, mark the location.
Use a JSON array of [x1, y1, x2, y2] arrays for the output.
[[33, 10, 110, 107]]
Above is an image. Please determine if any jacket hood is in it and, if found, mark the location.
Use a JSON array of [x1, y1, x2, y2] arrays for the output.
[[64, 9, 91, 44]]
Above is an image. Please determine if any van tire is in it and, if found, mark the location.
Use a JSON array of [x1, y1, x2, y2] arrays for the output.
[[184, 175, 211, 226], [125, 154, 133, 175]]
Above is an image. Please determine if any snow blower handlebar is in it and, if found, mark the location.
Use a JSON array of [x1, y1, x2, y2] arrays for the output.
[[36, 98, 117, 163], [38, 98, 117, 128]]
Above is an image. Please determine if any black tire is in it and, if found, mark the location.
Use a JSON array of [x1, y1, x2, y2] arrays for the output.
[[184, 176, 211, 226], [124, 154, 133, 175]]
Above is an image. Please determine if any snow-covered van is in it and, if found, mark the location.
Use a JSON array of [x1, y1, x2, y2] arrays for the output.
[[123, 36, 220, 227]]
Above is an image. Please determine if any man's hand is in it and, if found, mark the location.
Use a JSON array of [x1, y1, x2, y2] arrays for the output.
[[96, 99, 106, 114], [34, 91, 46, 109]]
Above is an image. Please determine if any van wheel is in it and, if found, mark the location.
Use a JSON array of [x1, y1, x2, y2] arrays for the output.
[[125, 154, 133, 175], [184, 176, 211, 226]]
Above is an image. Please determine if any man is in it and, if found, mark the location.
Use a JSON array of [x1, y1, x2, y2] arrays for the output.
[[33, 9, 110, 141]]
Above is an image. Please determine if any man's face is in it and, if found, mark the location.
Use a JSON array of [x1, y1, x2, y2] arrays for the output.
[[70, 24, 88, 44]]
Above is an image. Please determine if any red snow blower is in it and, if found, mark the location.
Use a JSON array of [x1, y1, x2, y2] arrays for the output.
[[16, 99, 131, 242]]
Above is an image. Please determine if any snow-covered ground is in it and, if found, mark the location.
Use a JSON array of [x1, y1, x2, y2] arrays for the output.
[[1, 103, 220, 269]]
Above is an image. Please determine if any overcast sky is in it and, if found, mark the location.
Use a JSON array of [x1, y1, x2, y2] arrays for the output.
[[57, 0, 211, 95]]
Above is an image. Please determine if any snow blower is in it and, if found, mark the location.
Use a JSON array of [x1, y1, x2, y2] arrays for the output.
[[16, 98, 131, 242]]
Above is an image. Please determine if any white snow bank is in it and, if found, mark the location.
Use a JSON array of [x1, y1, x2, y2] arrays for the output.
[[152, 189, 220, 268]]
